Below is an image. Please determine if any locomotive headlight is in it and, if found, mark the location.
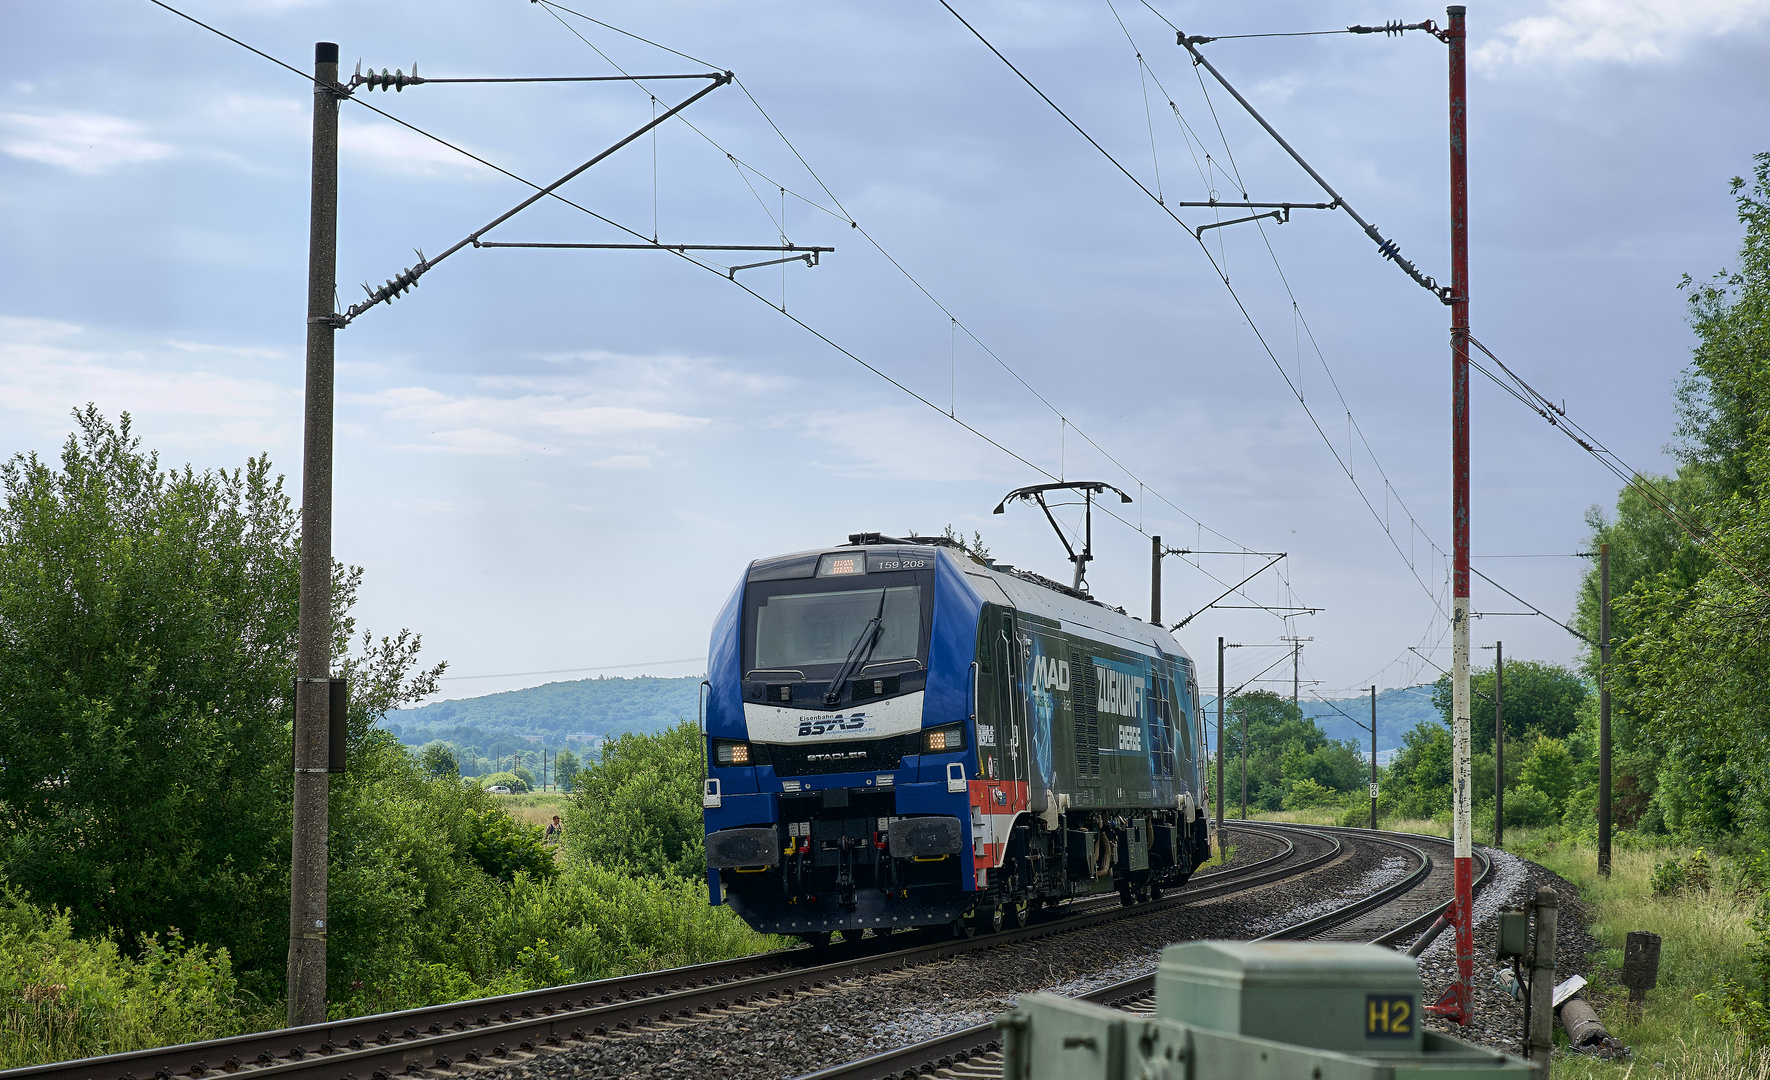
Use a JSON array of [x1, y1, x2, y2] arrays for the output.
[[715, 740, 752, 766], [923, 724, 965, 753]]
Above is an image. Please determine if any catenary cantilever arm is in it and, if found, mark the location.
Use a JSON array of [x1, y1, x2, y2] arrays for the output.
[[1176, 35, 1451, 304]]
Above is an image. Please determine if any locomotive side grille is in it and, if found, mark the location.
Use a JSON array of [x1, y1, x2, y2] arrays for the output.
[[1071, 648, 1100, 777], [766, 731, 921, 777]]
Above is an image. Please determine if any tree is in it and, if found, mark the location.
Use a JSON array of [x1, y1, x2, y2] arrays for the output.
[[1429, 660, 1587, 753], [555, 749, 581, 793], [565, 721, 703, 877], [1592, 155, 1770, 840], [479, 770, 530, 794], [1221, 691, 1365, 811], [0, 408, 441, 984], [1386, 722, 1453, 819], [1519, 737, 1575, 813], [418, 741, 459, 779]]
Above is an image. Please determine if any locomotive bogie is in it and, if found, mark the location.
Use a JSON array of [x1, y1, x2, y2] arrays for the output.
[[702, 537, 1212, 941]]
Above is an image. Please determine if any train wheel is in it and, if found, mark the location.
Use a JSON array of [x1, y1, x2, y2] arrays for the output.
[[1118, 883, 1136, 907], [1148, 882, 1163, 902], [951, 917, 976, 939], [1002, 898, 1028, 929]]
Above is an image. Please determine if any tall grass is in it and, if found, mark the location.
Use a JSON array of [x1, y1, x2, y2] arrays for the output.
[[0, 886, 273, 1069], [1520, 838, 1769, 1078]]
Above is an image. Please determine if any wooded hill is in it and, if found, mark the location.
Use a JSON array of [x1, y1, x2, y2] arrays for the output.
[[386, 675, 703, 749]]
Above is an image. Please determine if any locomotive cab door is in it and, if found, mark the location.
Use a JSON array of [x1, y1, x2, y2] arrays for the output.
[[992, 612, 1029, 794]]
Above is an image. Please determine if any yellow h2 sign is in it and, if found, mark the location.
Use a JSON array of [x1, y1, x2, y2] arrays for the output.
[[1365, 995, 1414, 1038]]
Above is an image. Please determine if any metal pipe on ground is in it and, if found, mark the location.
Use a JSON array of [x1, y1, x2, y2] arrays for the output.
[[1407, 905, 1454, 958]]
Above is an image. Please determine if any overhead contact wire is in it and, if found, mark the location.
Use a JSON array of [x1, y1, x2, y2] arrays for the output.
[[538, 0, 1281, 574]]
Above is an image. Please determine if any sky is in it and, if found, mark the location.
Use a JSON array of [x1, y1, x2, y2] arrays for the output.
[[3, 0, 1766, 705]]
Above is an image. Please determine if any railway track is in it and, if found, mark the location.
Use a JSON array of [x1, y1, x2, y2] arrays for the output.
[[1, 822, 1311, 1080], [794, 823, 1494, 1080]]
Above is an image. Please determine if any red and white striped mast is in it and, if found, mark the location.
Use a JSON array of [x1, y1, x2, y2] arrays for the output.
[[1443, 3, 1475, 1026]]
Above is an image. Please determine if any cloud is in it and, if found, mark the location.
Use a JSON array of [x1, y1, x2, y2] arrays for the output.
[[363, 385, 708, 456], [0, 316, 293, 448], [1476, 0, 1770, 65], [339, 119, 495, 180], [588, 454, 652, 469], [0, 111, 174, 174]]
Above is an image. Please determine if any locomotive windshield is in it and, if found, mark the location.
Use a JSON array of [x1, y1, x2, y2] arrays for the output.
[[744, 568, 932, 677], [752, 584, 921, 671]]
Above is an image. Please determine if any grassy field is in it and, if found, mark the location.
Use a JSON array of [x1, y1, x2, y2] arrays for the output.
[[1241, 809, 1769, 1076], [491, 792, 570, 831]]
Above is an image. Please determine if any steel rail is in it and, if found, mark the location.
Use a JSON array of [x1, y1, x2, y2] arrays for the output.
[[794, 825, 1497, 1080], [0, 825, 1300, 1080]]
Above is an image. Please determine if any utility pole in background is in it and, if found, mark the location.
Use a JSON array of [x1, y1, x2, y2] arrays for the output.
[[1441, 3, 1476, 1026], [1494, 640, 1504, 848], [288, 40, 341, 1030], [1599, 542, 1612, 874], [1369, 686, 1379, 830], [1216, 637, 1225, 846], [1280, 635, 1312, 709], [1150, 535, 1162, 625]]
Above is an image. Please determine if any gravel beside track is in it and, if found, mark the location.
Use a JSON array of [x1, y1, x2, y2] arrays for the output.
[[1408, 847, 1599, 1058]]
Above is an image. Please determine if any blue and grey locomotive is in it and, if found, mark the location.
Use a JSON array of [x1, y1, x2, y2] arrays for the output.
[[701, 533, 1213, 941]]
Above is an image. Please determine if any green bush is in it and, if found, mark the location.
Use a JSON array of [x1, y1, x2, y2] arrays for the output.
[[0, 882, 261, 1068], [1686, 847, 1713, 893], [566, 722, 705, 878], [461, 808, 556, 883], [481, 862, 778, 981], [1650, 856, 1687, 895], [1519, 737, 1576, 812], [1281, 778, 1337, 810], [1336, 800, 1378, 828], [479, 770, 531, 794], [1503, 785, 1557, 828]]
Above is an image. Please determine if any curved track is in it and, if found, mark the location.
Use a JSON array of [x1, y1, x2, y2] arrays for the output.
[[793, 823, 1494, 1080], [0, 823, 1316, 1080]]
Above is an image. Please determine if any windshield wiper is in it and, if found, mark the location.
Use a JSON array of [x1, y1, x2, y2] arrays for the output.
[[823, 588, 889, 707]]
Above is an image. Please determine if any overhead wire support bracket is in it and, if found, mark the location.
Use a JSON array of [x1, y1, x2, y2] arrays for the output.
[[335, 70, 734, 325], [727, 252, 823, 277], [1162, 547, 1286, 557], [1197, 207, 1290, 233], [1172, 553, 1287, 630], [471, 240, 836, 276], [349, 62, 726, 91], [1174, 30, 1453, 304], [476, 242, 833, 253], [1168, 200, 1337, 210]]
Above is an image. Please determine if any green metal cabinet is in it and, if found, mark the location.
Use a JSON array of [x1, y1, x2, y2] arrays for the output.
[[1158, 941, 1426, 1055], [998, 942, 1533, 1080]]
